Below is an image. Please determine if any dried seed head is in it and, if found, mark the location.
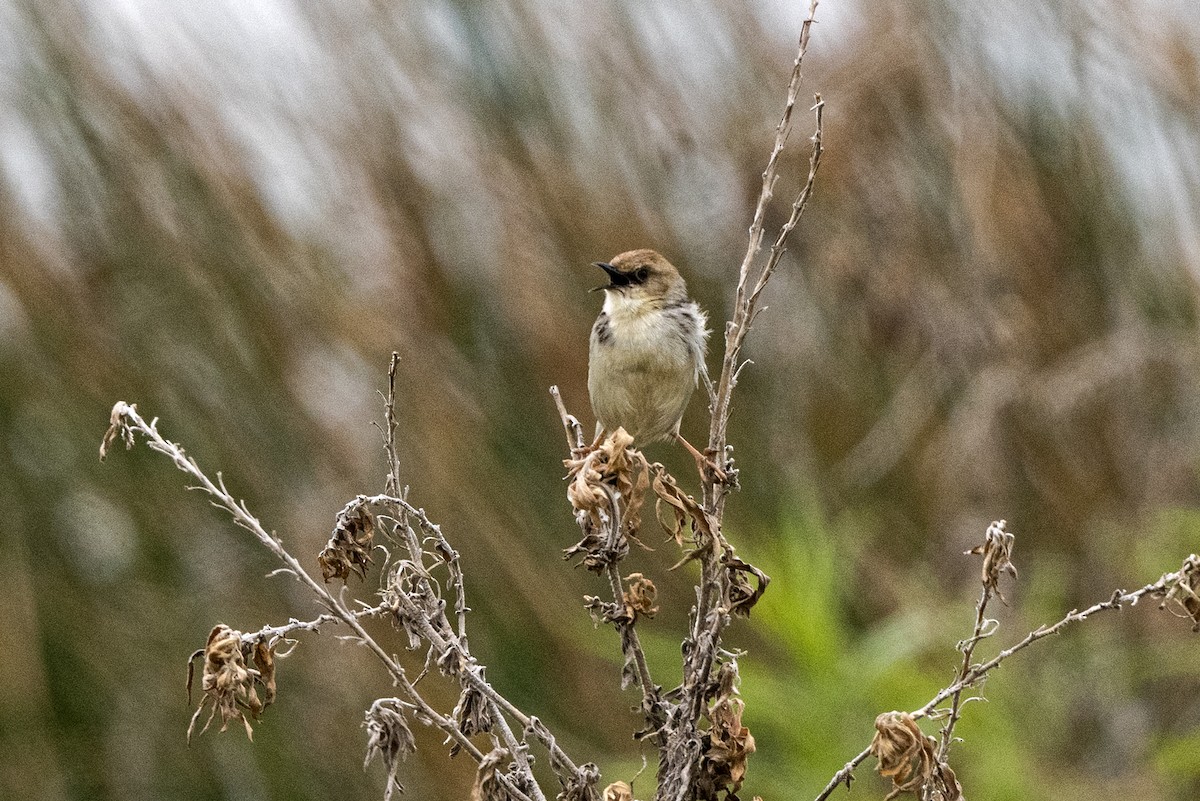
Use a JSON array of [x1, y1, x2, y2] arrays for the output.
[[562, 429, 651, 571], [870, 712, 926, 787], [99, 402, 137, 460], [319, 504, 376, 583], [470, 748, 512, 801], [1160, 553, 1200, 631], [603, 781, 634, 801], [869, 712, 962, 800], [363, 700, 416, 801], [966, 520, 1017, 602], [622, 573, 659, 620], [186, 625, 275, 743], [564, 428, 639, 528]]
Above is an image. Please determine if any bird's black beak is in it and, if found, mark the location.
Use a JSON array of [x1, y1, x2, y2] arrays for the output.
[[593, 261, 630, 290]]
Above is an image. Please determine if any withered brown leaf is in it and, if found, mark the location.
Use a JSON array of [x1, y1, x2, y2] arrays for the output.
[[186, 625, 263, 743], [470, 748, 513, 801], [319, 503, 376, 583], [363, 700, 416, 801], [869, 712, 962, 801], [623, 573, 659, 620], [603, 781, 633, 801]]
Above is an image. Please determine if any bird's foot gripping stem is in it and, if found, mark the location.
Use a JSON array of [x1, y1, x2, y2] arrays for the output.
[[674, 433, 733, 486]]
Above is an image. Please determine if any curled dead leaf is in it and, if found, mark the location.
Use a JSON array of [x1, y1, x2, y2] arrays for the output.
[[363, 699, 416, 801], [319, 502, 376, 582], [869, 712, 961, 801], [603, 781, 633, 801], [650, 467, 713, 547], [450, 683, 492, 756], [470, 747, 513, 801], [252, 639, 277, 707], [697, 660, 756, 800], [723, 554, 770, 617], [186, 625, 274, 743], [623, 573, 659, 620]]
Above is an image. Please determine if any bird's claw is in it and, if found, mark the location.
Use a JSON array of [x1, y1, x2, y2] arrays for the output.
[[675, 433, 735, 486], [701, 449, 737, 487]]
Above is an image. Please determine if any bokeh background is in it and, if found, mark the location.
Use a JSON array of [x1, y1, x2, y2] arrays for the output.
[[3, 0, 1200, 798]]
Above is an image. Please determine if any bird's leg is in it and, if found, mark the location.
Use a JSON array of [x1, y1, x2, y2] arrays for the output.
[[674, 432, 728, 483]]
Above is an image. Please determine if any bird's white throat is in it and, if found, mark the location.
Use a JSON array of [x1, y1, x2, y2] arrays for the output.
[[602, 289, 652, 320]]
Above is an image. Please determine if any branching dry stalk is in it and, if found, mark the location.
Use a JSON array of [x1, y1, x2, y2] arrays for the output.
[[552, 387, 664, 732], [936, 520, 1015, 762], [101, 388, 591, 801], [711, 0, 823, 491], [661, 4, 822, 800], [813, 529, 1200, 801]]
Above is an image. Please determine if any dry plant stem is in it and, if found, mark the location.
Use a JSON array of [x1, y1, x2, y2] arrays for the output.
[[597, 481, 656, 700], [936, 585, 993, 760], [607, 559, 657, 702], [350, 490, 584, 779], [375, 365, 572, 790], [710, 0, 822, 481], [379, 353, 469, 644], [241, 608, 385, 644], [105, 406, 479, 754], [550, 387, 660, 721], [811, 572, 1191, 801], [550, 385, 586, 456], [381, 352, 405, 498], [653, 6, 822, 798], [488, 697, 547, 801], [105, 404, 550, 800]]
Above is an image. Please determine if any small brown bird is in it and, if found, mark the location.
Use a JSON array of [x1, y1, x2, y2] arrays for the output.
[[587, 249, 713, 473]]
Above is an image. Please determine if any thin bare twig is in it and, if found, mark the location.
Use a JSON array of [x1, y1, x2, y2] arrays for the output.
[[240, 608, 385, 646], [935, 585, 993, 761], [550, 385, 587, 455], [936, 520, 1014, 760], [380, 352, 405, 498], [710, 0, 823, 482]]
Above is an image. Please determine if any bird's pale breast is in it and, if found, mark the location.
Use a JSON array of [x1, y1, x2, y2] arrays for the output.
[[588, 301, 705, 443]]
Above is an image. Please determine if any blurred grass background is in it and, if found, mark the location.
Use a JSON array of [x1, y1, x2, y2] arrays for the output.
[[2, 0, 1200, 798]]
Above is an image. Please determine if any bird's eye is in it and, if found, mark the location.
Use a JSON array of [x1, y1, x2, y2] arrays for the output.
[[635, 267, 650, 282]]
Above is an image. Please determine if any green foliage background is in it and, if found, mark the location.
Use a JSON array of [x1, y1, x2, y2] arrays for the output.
[[2, 1, 1199, 799]]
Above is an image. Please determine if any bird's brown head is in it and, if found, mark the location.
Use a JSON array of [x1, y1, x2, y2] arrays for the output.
[[592, 249, 687, 306]]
